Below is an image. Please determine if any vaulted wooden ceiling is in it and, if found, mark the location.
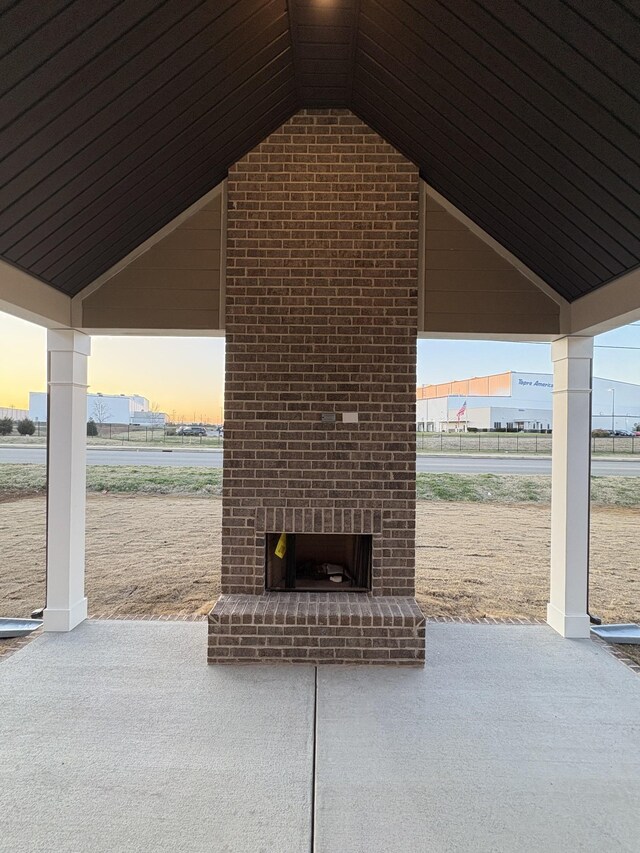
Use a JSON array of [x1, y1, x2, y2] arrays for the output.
[[0, 0, 638, 301]]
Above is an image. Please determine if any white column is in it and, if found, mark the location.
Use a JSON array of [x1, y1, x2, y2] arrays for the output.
[[44, 329, 91, 632], [547, 336, 593, 638]]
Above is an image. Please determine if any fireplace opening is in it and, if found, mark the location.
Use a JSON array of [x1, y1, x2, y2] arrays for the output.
[[265, 533, 372, 592]]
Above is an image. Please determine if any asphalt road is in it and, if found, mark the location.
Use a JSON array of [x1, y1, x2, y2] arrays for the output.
[[1, 447, 639, 476]]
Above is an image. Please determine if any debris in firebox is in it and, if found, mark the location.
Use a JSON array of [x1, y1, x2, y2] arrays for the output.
[[295, 560, 351, 585], [321, 563, 349, 584], [321, 563, 344, 577]]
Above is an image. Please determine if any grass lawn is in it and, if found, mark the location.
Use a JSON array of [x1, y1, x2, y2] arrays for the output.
[[1, 465, 640, 506], [0, 434, 223, 448], [0, 464, 222, 496]]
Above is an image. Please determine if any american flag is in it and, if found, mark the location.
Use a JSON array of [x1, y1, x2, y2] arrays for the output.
[[456, 401, 467, 420]]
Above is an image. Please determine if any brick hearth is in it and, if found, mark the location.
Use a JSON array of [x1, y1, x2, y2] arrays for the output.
[[208, 594, 425, 665], [208, 109, 424, 665]]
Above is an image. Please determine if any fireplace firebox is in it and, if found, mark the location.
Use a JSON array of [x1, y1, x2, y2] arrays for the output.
[[266, 533, 372, 592]]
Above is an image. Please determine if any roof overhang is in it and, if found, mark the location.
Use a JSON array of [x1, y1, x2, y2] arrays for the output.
[[0, 258, 71, 328], [569, 267, 640, 336]]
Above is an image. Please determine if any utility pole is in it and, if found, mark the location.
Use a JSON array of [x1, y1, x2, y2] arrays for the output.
[[609, 387, 615, 433]]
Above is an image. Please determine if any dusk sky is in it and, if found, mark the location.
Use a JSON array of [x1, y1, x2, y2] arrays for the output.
[[1, 311, 638, 422]]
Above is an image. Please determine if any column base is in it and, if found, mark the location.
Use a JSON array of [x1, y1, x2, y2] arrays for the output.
[[43, 597, 88, 632], [546, 603, 590, 639]]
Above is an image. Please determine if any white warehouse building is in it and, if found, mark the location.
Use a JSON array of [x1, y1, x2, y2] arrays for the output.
[[29, 391, 167, 426], [417, 371, 640, 433]]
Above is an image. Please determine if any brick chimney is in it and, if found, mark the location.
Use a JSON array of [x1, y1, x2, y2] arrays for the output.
[[208, 110, 425, 665]]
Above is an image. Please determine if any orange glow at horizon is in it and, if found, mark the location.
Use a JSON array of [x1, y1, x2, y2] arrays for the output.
[[0, 313, 226, 423], [0, 314, 46, 410]]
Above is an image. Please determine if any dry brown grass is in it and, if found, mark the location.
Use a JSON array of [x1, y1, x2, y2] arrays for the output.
[[1, 495, 638, 632]]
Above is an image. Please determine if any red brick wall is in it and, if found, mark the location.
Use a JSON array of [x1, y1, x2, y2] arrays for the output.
[[223, 109, 419, 597]]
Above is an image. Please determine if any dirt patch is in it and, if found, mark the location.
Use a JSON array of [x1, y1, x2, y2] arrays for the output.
[[416, 502, 640, 625], [1, 495, 638, 631], [0, 489, 43, 504], [0, 494, 220, 619]]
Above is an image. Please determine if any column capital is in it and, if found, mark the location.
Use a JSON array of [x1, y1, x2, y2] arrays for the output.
[[47, 328, 91, 356], [551, 335, 593, 362]]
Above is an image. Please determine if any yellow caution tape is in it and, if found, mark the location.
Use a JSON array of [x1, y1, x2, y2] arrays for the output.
[[275, 532, 287, 559]]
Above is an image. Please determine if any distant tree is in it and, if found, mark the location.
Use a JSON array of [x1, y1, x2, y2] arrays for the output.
[[149, 401, 164, 428], [91, 399, 112, 424], [17, 418, 35, 436], [87, 419, 98, 437], [0, 417, 13, 436]]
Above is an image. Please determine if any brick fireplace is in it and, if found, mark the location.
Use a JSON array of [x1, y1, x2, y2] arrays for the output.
[[208, 109, 425, 664]]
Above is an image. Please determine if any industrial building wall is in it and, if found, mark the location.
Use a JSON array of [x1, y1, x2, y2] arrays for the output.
[[417, 371, 512, 401], [29, 392, 148, 425], [86, 396, 134, 424], [0, 406, 28, 421], [417, 370, 640, 432], [592, 377, 640, 431], [490, 406, 552, 431]]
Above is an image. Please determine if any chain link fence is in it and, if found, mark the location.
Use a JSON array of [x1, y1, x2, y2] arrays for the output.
[[416, 433, 639, 455]]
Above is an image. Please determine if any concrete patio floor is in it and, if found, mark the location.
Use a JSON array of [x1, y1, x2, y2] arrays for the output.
[[1, 622, 639, 853]]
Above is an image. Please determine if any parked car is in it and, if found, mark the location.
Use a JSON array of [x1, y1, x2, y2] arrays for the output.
[[176, 425, 207, 436]]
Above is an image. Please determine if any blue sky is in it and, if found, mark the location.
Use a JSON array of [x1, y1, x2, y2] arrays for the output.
[[417, 323, 640, 387]]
